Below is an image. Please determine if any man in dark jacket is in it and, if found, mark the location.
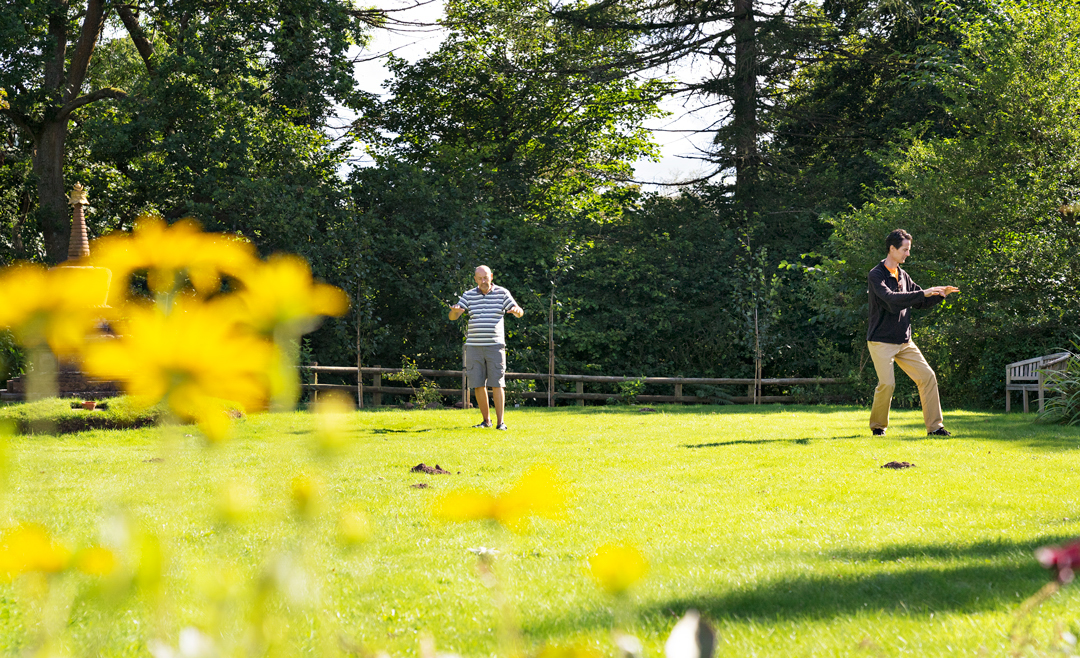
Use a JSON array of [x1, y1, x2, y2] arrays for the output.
[[867, 229, 959, 436]]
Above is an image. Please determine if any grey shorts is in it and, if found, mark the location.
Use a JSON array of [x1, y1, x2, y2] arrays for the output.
[[465, 344, 506, 389]]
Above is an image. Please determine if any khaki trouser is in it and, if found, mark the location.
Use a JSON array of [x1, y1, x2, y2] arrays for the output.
[[867, 341, 944, 432]]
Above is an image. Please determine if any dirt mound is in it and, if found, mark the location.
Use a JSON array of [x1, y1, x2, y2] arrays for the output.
[[410, 483, 430, 489], [881, 461, 915, 469], [638, 407, 657, 413], [410, 463, 451, 475]]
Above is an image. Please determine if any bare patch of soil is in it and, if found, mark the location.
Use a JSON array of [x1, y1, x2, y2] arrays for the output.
[[881, 461, 915, 469], [410, 483, 430, 489], [410, 463, 450, 475]]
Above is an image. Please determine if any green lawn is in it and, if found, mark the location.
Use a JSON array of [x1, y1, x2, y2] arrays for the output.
[[2, 404, 1079, 657]]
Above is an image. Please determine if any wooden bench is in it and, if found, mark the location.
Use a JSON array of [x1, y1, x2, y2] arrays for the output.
[[1005, 352, 1072, 412]]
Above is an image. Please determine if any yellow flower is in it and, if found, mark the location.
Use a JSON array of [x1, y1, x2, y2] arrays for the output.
[[290, 472, 323, 517], [74, 546, 118, 576], [217, 480, 259, 525], [90, 215, 257, 303], [435, 489, 498, 522], [313, 390, 355, 455], [0, 264, 110, 356], [337, 508, 372, 545], [0, 523, 70, 581], [536, 646, 604, 658], [82, 298, 272, 441], [232, 254, 349, 336], [588, 543, 648, 595], [434, 465, 566, 533]]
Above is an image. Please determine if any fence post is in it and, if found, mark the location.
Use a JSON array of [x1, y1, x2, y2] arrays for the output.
[[356, 352, 363, 410], [462, 344, 470, 409], [313, 362, 318, 404], [674, 382, 682, 404], [373, 365, 381, 407], [576, 381, 584, 407], [548, 294, 555, 408]]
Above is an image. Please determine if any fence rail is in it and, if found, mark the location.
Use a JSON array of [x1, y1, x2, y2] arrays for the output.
[[301, 365, 851, 407]]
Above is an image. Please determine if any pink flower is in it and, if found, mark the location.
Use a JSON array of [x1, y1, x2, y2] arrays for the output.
[[1035, 540, 1080, 584]]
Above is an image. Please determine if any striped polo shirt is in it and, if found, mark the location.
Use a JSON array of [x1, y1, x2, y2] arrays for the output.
[[457, 285, 518, 346]]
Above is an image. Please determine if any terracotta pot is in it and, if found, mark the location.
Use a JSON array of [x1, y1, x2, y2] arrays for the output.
[[82, 400, 96, 410]]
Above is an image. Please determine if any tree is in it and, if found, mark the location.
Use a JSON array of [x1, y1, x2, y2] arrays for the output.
[[348, 0, 668, 371], [0, 0, 380, 263], [554, 0, 839, 209]]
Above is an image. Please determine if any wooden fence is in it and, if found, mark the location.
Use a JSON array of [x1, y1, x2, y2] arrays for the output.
[[300, 364, 850, 408]]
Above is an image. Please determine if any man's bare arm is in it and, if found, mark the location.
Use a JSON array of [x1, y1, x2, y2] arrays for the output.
[[449, 305, 465, 320], [509, 305, 524, 318]]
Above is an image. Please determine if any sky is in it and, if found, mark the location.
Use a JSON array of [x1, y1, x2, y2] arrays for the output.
[[341, 0, 722, 188]]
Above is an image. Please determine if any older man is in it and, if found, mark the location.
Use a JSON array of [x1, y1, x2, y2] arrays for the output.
[[867, 229, 959, 437], [449, 266, 524, 430]]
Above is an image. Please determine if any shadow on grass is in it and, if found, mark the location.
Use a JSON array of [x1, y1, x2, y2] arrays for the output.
[[511, 404, 1080, 450], [827, 535, 1078, 564], [684, 435, 861, 448], [635, 563, 1047, 624], [527, 536, 1073, 639], [371, 428, 431, 434]]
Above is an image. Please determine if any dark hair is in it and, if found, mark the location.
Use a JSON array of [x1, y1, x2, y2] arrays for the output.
[[885, 229, 912, 254]]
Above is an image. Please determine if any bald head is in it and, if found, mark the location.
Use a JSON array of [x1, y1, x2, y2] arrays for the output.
[[474, 265, 493, 292]]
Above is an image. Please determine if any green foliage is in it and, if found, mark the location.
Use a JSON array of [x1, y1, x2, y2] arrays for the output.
[[763, 0, 963, 218], [0, 0, 376, 263], [345, 0, 670, 377], [826, 0, 1080, 407], [1040, 344, 1080, 426], [386, 356, 443, 408], [616, 377, 646, 405], [505, 378, 537, 406], [0, 330, 24, 384], [0, 396, 170, 434]]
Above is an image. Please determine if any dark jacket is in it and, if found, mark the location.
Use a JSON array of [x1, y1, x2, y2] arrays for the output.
[[867, 261, 942, 343]]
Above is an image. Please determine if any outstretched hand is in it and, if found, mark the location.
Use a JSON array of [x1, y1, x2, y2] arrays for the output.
[[509, 305, 524, 318], [924, 286, 960, 297]]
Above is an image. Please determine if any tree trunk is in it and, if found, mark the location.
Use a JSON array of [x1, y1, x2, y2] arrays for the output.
[[34, 121, 70, 264], [733, 0, 758, 211]]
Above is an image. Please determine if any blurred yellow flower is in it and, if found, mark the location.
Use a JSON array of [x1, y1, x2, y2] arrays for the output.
[[435, 489, 498, 522], [337, 508, 372, 545], [218, 480, 259, 525], [74, 546, 118, 576], [588, 544, 648, 595], [232, 254, 349, 336], [90, 215, 256, 303], [536, 646, 604, 658], [0, 523, 70, 581], [290, 472, 323, 517], [435, 465, 566, 533], [82, 298, 272, 441], [313, 390, 355, 455], [493, 465, 566, 530], [0, 264, 110, 356]]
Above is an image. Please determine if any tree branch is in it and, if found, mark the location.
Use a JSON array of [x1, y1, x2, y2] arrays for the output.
[[0, 107, 34, 138], [65, 0, 108, 104], [116, 3, 156, 73], [57, 87, 127, 122]]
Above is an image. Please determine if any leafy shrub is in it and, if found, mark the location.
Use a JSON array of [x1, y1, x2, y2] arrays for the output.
[[506, 378, 536, 406], [386, 356, 442, 408], [0, 396, 233, 435], [617, 377, 646, 405], [1040, 344, 1080, 426]]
